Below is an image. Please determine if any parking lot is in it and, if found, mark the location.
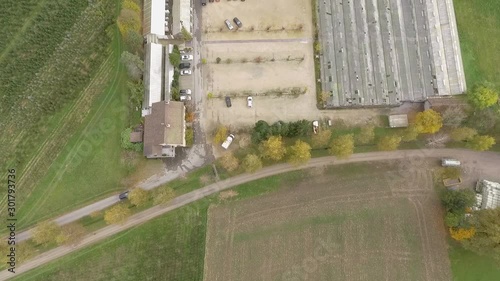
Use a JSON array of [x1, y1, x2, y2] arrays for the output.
[[201, 0, 312, 41], [200, 0, 320, 133]]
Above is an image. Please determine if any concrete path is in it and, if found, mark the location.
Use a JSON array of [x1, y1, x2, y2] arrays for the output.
[[2, 149, 500, 280]]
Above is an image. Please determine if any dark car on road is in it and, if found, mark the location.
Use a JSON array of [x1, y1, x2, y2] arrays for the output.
[[119, 191, 129, 200], [225, 96, 231, 107], [233, 17, 242, 28], [179, 62, 191, 69]]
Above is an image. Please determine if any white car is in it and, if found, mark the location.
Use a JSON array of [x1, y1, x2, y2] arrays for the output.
[[180, 89, 192, 95], [180, 95, 191, 101], [224, 19, 234, 30], [247, 96, 253, 108], [180, 69, 192, 75], [181, 54, 193, 61]]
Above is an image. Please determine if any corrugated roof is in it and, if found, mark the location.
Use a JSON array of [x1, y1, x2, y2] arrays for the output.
[[143, 43, 164, 116], [143, 0, 166, 36], [480, 180, 500, 210]]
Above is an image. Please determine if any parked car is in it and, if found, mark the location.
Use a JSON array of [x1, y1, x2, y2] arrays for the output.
[[221, 134, 235, 149], [441, 158, 461, 167], [225, 96, 232, 107], [247, 96, 253, 107], [201, 0, 207, 6], [224, 19, 234, 30], [233, 17, 243, 28], [119, 191, 129, 200], [180, 95, 192, 101], [180, 69, 192, 75], [179, 62, 191, 69], [181, 54, 193, 61], [312, 120, 319, 134], [180, 89, 192, 95]]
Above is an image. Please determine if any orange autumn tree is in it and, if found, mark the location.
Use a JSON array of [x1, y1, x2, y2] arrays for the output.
[[449, 227, 476, 241]]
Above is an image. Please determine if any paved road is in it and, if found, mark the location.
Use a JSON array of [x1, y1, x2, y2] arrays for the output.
[[2, 149, 500, 280]]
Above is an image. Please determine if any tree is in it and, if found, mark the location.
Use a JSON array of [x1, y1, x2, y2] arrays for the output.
[[220, 153, 239, 172], [440, 189, 475, 215], [355, 126, 375, 145], [124, 30, 144, 55], [465, 107, 500, 133], [216, 57, 221, 64], [121, 51, 144, 81], [259, 136, 286, 161], [311, 129, 332, 148], [425, 132, 450, 148], [450, 227, 476, 241], [401, 124, 419, 142], [55, 223, 87, 246], [463, 208, 500, 260], [286, 120, 310, 137], [32, 221, 61, 245], [415, 109, 443, 134], [442, 106, 467, 128], [242, 154, 262, 173], [377, 135, 402, 151], [288, 140, 312, 165], [450, 127, 477, 142], [213, 126, 228, 144], [169, 52, 181, 67], [328, 134, 354, 159], [104, 204, 132, 225], [129, 188, 150, 206], [153, 187, 176, 205], [468, 86, 499, 109], [181, 26, 193, 41], [466, 135, 496, 151], [252, 120, 272, 143], [445, 212, 462, 228], [270, 121, 289, 136]]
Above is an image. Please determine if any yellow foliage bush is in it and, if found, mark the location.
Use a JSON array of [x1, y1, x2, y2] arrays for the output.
[[117, 8, 141, 38], [449, 227, 476, 241], [122, 0, 140, 13]]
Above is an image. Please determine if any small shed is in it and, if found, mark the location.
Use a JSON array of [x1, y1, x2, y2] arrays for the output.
[[130, 131, 143, 143], [388, 114, 409, 128]]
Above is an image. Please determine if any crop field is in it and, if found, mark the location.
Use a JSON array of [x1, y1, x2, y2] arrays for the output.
[[0, 0, 129, 229], [203, 162, 451, 281]]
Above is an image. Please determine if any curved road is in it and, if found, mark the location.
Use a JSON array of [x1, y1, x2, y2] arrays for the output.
[[2, 149, 500, 280]]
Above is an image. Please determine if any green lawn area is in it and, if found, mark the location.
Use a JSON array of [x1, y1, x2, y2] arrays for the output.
[[454, 0, 500, 87], [450, 243, 500, 281], [14, 170, 308, 281]]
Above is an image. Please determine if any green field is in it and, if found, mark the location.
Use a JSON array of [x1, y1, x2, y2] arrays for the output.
[[0, 0, 136, 229], [454, 0, 500, 87], [450, 244, 500, 281]]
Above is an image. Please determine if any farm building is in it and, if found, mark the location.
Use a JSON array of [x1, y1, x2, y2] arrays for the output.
[[142, 43, 174, 117], [474, 180, 500, 210], [318, 0, 467, 107], [424, 96, 469, 113], [388, 114, 409, 128], [143, 0, 192, 38], [143, 101, 186, 158]]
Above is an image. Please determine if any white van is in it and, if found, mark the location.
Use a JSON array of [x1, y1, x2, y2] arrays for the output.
[[441, 158, 461, 167], [221, 134, 235, 149]]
